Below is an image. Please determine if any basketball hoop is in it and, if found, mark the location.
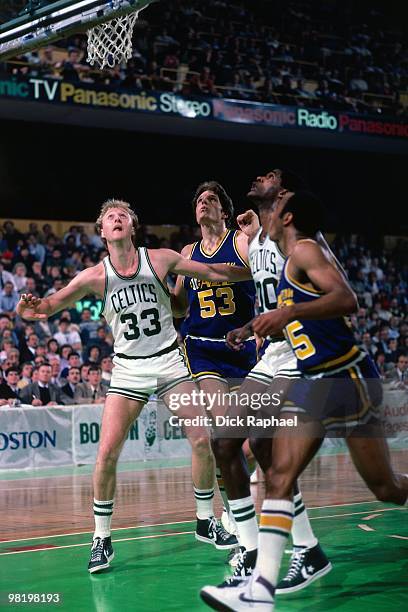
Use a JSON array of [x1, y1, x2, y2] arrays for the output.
[[87, 9, 141, 70]]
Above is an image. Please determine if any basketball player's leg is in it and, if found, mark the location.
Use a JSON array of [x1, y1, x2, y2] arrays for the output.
[[89, 393, 145, 573], [93, 394, 145, 499], [201, 419, 324, 609], [162, 379, 237, 550], [346, 435, 408, 504], [198, 376, 248, 519]]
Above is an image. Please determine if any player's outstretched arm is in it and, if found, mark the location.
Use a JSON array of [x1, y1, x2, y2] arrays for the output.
[[164, 249, 252, 282], [171, 244, 192, 318], [16, 266, 103, 321], [252, 241, 358, 337], [237, 210, 260, 244]]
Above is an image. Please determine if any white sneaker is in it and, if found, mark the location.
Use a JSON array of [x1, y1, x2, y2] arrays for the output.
[[221, 509, 239, 537], [201, 570, 275, 611]]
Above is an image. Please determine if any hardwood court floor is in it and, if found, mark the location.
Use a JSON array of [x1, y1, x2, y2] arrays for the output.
[[0, 450, 407, 611]]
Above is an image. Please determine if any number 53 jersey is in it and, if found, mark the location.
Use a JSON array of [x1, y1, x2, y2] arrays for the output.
[[101, 248, 177, 357], [182, 230, 256, 339]]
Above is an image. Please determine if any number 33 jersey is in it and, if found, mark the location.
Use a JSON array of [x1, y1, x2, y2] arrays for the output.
[[182, 230, 255, 339], [101, 248, 177, 357], [248, 228, 285, 315]]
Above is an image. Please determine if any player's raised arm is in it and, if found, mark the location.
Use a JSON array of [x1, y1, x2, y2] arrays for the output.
[[252, 241, 357, 337], [164, 249, 253, 282], [171, 244, 193, 318], [16, 265, 103, 321], [236, 210, 260, 244]]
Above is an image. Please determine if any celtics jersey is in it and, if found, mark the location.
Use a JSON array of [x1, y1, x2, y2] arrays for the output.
[[248, 228, 285, 314], [182, 230, 255, 339], [101, 248, 177, 357]]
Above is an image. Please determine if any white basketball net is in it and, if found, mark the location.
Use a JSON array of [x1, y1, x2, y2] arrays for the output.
[[87, 11, 140, 69]]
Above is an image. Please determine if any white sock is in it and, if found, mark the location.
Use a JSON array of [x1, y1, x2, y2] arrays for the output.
[[194, 486, 214, 519], [229, 495, 258, 551], [93, 498, 114, 539], [257, 499, 294, 586], [292, 488, 318, 548]]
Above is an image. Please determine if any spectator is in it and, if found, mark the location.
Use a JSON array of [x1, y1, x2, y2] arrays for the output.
[[12, 262, 28, 291], [46, 338, 60, 362], [17, 362, 33, 389], [0, 281, 19, 317], [60, 366, 81, 404], [385, 353, 408, 389], [91, 326, 113, 358], [374, 351, 388, 379], [19, 332, 40, 363], [60, 351, 82, 379], [31, 261, 48, 295], [0, 262, 17, 290], [100, 355, 113, 385], [74, 365, 108, 404], [53, 318, 82, 350], [49, 357, 62, 386], [0, 367, 21, 406], [60, 344, 74, 371], [86, 345, 102, 365], [79, 308, 100, 345], [80, 362, 91, 383], [20, 363, 64, 406], [27, 233, 46, 264]]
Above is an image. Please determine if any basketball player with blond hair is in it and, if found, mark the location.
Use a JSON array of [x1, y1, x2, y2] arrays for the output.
[[17, 198, 252, 573]]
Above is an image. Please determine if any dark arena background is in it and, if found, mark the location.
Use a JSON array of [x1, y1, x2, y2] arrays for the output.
[[0, 1, 407, 611]]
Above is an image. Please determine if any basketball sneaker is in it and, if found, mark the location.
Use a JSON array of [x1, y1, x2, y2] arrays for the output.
[[201, 570, 275, 611], [275, 543, 332, 594], [219, 547, 257, 587], [221, 508, 238, 537], [87, 536, 114, 573], [196, 516, 238, 550]]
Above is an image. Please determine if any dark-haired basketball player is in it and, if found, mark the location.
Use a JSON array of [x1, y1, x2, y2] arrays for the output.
[[209, 172, 330, 593], [172, 181, 256, 548], [201, 190, 408, 611]]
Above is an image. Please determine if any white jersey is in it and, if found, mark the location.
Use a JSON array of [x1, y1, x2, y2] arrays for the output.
[[101, 248, 177, 358], [248, 228, 285, 314], [247, 230, 300, 383]]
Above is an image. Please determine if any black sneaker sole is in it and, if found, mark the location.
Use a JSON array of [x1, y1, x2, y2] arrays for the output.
[[275, 561, 332, 594], [200, 589, 236, 612], [88, 551, 115, 574], [195, 533, 238, 550]]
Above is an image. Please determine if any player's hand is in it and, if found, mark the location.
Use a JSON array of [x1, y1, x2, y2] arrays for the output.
[[237, 210, 260, 237], [226, 326, 251, 350], [252, 308, 292, 338], [16, 294, 48, 320]]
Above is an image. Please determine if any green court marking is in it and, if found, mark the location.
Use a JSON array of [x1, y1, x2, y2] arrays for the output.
[[0, 503, 406, 611]]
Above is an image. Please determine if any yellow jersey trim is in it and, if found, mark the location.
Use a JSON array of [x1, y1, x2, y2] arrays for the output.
[[285, 267, 324, 296], [200, 229, 230, 258], [307, 345, 361, 372]]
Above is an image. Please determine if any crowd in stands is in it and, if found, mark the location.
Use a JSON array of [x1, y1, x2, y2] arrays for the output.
[[0, 217, 406, 409], [1, 0, 407, 117]]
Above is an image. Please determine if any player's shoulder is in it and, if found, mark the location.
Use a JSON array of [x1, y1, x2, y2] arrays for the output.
[[232, 229, 250, 262], [291, 238, 325, 263], [180, 242, 196, 258], [78, 260, 105, 282]]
